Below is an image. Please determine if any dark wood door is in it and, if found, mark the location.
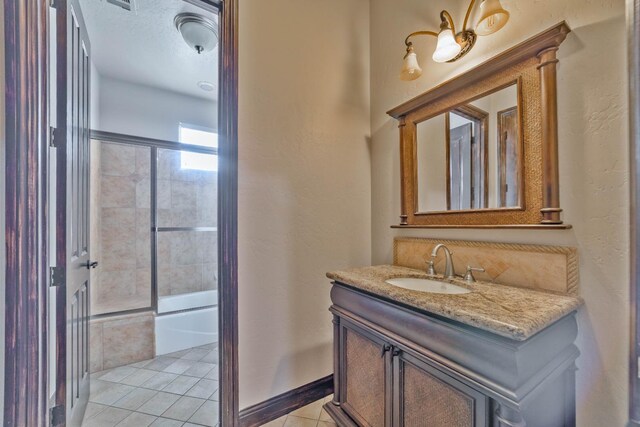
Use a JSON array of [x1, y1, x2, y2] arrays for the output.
[[53, 0, 92, 425], [340, 322, 392, 427], [393, 350, 488, 427]]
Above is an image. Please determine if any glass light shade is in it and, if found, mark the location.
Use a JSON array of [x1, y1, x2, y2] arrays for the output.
[[400, 51, 423, 81], [432, 28, 462, 63], [475, 0, 510, 36], [180, 21, 218, 53]]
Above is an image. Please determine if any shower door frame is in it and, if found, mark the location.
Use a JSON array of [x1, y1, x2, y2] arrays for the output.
[[2, 0, 240, 425], [89, 130, 220, 318]]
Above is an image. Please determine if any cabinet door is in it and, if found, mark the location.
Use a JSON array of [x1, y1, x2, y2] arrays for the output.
[[394, 351, 488, 427], [341, 322, 392, 427]]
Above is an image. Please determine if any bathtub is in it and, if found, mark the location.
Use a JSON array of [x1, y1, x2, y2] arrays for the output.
[[155, 290, 218, 355]]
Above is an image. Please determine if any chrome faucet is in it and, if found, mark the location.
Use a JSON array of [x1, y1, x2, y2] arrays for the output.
[[430, 243, 456, 279]]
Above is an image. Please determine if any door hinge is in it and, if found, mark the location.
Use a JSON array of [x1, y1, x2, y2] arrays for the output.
[[49, 404, 65, 427], [49, 126, 63, 149], [50, 266, 65, 287]]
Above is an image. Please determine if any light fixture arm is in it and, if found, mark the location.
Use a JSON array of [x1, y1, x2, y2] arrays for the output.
[[403, 8, 464, 48], [404, 30, 439, 47], [440, 10, 456, 34], [462, 0, 478, 32]]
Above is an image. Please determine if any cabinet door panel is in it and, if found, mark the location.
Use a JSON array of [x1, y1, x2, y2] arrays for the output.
[[342, 324, 389, 427], [397, 352, 487, 427]]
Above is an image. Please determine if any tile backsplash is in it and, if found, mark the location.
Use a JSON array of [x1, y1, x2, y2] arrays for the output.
[[394, 237, 578, 295]]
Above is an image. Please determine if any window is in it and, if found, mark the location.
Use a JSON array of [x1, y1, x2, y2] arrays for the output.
[[179, 124, 218, 171]]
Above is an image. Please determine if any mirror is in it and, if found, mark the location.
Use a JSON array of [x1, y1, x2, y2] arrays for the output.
[[416, 83, 520, 213]]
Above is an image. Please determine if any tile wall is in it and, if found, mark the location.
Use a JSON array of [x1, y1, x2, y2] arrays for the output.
[[90, 312, 155, 372], [90, 142, 219, 314], [91, 141, 152, 315], [156, 148, 217, 297]]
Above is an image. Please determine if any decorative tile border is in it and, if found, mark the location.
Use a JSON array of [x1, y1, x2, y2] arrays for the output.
[[393, 237, 578, 296]]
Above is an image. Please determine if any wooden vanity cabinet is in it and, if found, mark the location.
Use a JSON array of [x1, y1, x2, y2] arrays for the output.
[[394, 350, 488, 427], [325, 283, 579, 427], [340, 323, 391, 426], [336, 318, 488, 427]]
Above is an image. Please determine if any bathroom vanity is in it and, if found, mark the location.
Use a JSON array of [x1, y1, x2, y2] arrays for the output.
[[323, 265, 582, 427], [323, 20, 583, 426]]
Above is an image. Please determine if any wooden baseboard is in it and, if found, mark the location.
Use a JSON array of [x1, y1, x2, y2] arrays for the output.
[[239, 375, 334, 427]]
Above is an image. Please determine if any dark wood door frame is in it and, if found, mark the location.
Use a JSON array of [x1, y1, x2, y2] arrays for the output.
[[218, 0, 239, 424], [3, 0, 50, 425], [2, 0, 240, 425]]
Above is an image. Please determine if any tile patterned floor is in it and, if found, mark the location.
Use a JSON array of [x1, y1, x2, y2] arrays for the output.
[[83, 341, 336, 427], [259, 395, 337, 427], [82, 343, 219, 427]]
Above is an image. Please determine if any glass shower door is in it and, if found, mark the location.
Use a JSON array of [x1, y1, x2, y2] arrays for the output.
[[155, 147, 218, 313], [91, 140, 153, 316]]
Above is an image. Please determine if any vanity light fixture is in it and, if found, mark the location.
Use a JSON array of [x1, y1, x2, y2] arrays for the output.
[[400, 0, 510, 81], [175, 12, 218, 55]]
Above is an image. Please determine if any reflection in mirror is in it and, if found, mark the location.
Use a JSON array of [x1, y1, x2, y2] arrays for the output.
[[416, 83, 520, 213]]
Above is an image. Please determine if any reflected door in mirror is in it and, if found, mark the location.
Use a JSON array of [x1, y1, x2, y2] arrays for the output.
[[415, 83, 521, 213], [447, 105, 488, 211], [448, 123, 473, 210], [498, 107, 519, 207]]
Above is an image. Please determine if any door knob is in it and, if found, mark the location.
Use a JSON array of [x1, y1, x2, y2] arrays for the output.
[[86, 260, 99, 269]]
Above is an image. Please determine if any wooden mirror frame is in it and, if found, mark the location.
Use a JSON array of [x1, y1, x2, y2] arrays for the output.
[[388, 22, 572, 229]]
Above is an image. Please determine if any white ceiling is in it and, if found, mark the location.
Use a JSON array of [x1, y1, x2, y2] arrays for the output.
[[80, 0, 219, 101]]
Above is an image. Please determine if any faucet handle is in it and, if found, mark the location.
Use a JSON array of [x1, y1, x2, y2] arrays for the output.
[[425, 259, 436, 276], [464, 266, 485, 283]]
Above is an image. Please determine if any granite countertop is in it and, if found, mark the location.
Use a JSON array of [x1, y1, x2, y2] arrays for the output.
[[326, 265, 583, 341]]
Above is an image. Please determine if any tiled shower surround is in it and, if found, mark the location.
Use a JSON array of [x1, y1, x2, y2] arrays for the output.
[[91, 141, 151, 315], [90, 140, 218, 315]]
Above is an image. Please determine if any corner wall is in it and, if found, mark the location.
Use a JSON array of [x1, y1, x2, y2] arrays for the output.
[[370, 0, 628, 425], [238, 0, 372, 408]]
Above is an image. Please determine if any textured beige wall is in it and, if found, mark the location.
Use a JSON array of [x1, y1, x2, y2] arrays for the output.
[[370, 0, 628, 425], [238, 0, 372, 408]]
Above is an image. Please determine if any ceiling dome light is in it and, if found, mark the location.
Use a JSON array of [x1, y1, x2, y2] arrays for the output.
[[175, 13, 218, 54], [475, 0, 510, 36], [432, 26, 461, 63], [198, 81, 215, 92], [400, 46, 423, 81]]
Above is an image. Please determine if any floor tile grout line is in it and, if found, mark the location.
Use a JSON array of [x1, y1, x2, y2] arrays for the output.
[[94, 370, 219, 389], [85, 344, 219, 426], [95, 364, 219, 381]]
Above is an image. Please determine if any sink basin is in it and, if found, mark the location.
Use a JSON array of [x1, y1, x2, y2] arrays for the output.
[[385, 277, 471, 295]]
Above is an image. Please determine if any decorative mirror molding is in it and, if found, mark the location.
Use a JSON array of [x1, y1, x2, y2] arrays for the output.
[[388, 22, 572, 229]]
